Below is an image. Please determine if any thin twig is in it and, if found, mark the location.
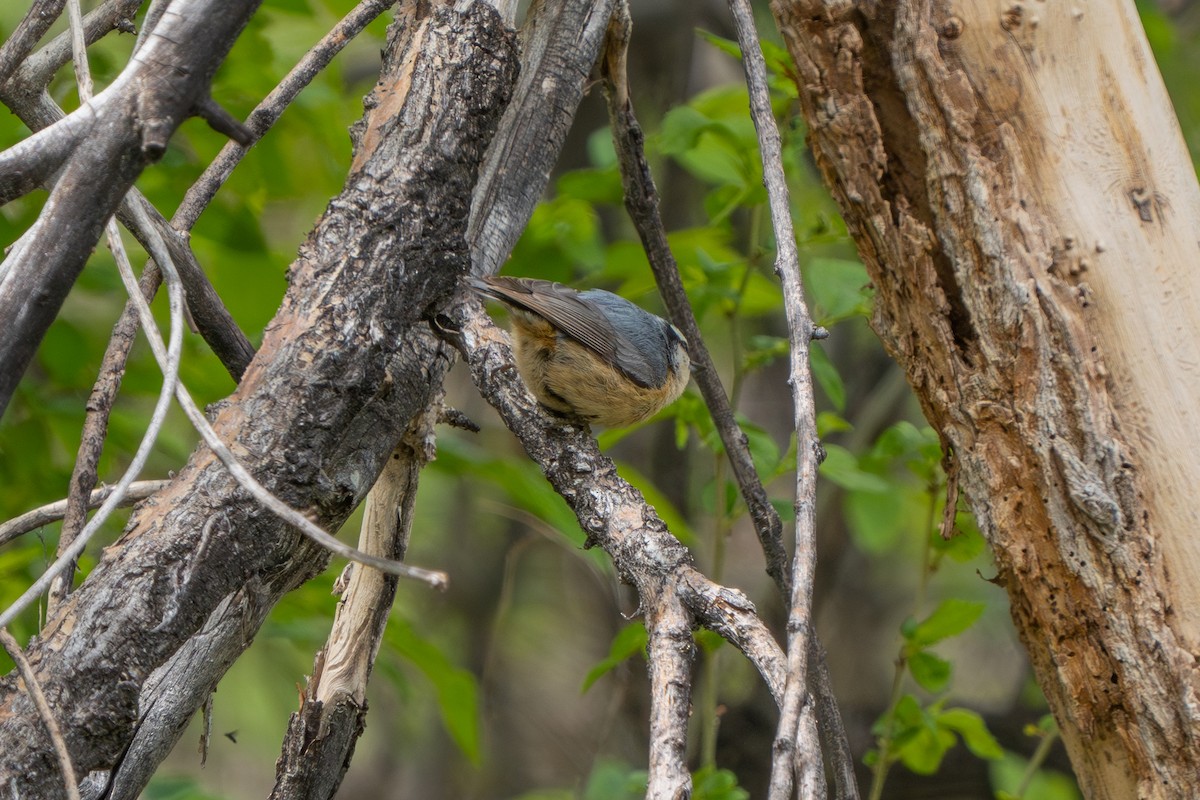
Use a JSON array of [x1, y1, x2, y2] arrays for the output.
[[600, 0, 791, 594], [47, 0, 101, 615], [724, 0, 827, 797], [0, 481, 168, 549], [174, 0, 395, 229], [0, 629, 81, 800], [0, 0, 68, 86]]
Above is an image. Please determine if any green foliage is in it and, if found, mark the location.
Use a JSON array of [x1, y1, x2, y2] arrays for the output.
[[143, 776, 234, 800], [384, 620, 482, 764], [691, 765, 750, 800], [582, 622, 648, 693], [511, 761, 748, 800]]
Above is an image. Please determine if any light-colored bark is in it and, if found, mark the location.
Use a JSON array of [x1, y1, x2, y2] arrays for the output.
[[771, 1, 1200, 797]]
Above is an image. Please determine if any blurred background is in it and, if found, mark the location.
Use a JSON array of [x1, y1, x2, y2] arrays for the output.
[[2, 1, 1198, 798]]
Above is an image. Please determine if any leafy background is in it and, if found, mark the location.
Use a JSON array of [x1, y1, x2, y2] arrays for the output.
[[1, 1, 1198, 798]]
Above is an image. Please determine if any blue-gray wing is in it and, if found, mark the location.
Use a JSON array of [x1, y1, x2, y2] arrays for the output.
[[472, 276, 669, 388]]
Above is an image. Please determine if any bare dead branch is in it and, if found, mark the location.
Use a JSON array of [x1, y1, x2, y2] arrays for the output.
[[600, 0, 791, 594], [0, 0, 264, 419], [721, 0, 827, 796], [65, 0, 92, 101], [194, 96, 254, 147], [175, 0, 394, 229], [466, 0, 618, 274], [272, 409, 438, 797], [675, 567, 786, 702], [0, 0, 68, 86], [0, 107, 91, 205], [0, 480, 168, 549], [15, 0, 141, 91], [644, 587, 695, 799], [0, 629, 81, 800]]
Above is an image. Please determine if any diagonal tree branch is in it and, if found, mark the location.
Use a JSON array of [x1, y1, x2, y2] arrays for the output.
[[0, 2, 520, 795], [0, 0, 68, 86], [0, 0, 262, 419], [466, 0, 617, 274]]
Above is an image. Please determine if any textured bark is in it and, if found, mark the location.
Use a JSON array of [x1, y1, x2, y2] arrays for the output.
[[271, 407, 438, 800], [0, 2, 518, 796], [771, 1, 1200, 797]]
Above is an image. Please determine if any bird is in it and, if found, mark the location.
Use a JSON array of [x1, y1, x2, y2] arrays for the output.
[[471, 275, 690, 428]]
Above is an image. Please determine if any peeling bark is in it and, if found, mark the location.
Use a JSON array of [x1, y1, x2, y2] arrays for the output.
[[771, 1, 1200, 797]]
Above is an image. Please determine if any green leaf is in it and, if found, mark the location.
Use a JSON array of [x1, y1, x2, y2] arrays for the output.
[[695, 29, 743, 61], [692, 765, 750, 800], [907, 650, 952, 693], [989, 751, 1083, 800], [583, 760, 648, 800], [582, 622, 648, 692], [694, 628, 725, 653], [844, 487, 908, 554], [556, 166, 625, 205], [143, 775, 233, 800], [810, 343, 846, 411], [820, 444, 891, 492], [386, 621, 481, 764], [937, 707, 1005, 760], [932, 513, 987, 563], [816, 411, 852, 436], [905, 599, 986, 648], [742, 420, 783, 477], [804, 257, 872, 326], [887, 695, 953, 775]]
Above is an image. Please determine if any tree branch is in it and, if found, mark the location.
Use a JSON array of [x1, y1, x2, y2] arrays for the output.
[[0, 480, 168, 549], [0, 0, 263, 419], [0, 2, 519, 793], [0, 0, 68, 86], [720, 0, 826, 796], [466, 0, 618, 274]]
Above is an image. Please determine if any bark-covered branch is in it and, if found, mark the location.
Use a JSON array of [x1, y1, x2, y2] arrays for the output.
[[0, 0, 261, 419], [466, 0, 617, 273], [442, 292, 794, 794], [0, 3, 519, 796]]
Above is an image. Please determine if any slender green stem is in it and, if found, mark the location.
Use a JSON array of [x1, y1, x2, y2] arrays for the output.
[[867, 659, 907, 800], [867, 478, 944, 800], [1015, 722, 1060, 798], [699, 455, 732, 768]]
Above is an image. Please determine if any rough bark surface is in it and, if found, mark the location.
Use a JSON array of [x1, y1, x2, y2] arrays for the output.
[[0, 2, 518, 796], [771, 1, 1200, 797]]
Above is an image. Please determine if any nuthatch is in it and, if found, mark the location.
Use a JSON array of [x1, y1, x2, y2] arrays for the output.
[[472, 276, 690, 428]]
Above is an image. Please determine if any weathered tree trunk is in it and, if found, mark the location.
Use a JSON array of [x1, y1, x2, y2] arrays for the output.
[[771, 1, 1200, 797]]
